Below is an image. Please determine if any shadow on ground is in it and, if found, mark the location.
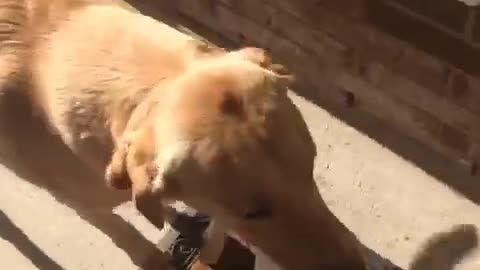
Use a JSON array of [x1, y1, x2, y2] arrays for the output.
[[122, 0, 480, 206], [364, 224, 478, 270], [0, 84, 162, 268], [0, 210, 64, 270], [409, 224, 478, 270], [310, 96, 480, 206]]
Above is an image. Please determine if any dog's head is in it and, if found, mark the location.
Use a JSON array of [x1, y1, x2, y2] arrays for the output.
[[136, 48, 368, 270]]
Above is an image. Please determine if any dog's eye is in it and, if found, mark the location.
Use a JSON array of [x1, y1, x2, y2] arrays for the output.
[[243, 204, 273, 220]]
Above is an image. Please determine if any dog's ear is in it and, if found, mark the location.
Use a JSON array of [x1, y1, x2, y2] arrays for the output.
[[186, 39, 226, 59], [233, 47, 295, 84], [268, 64, 295, 85], [269, 64, 294, 80], [233, 47, 272, 67]]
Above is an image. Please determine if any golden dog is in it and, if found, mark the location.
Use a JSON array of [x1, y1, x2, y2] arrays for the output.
[[4, 0, 369, 269]]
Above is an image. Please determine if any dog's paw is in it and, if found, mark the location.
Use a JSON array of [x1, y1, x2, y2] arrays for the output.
[[105, 164, 132, 190]]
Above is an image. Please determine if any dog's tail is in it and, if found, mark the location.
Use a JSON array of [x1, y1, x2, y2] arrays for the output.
[[0, 0, 95, 97], [0, 0, 28, 47], [0, 0, 29, 87], [408, 224, 478, 270], [0, 0, 76, 86]]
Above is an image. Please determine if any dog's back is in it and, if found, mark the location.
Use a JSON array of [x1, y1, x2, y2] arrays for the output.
[[14, 0, 220, 173], [0, 0, 88, 105]]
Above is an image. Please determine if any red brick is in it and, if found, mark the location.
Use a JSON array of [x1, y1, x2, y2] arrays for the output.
[[392, 0, 469, 33], [449, 70, 470, 99], [457, 77, 480, 116], [353, 58, 386, 86], [439, 124, 471, 155], [314, 0, 368, 19], [474, 6, 480, 43], [393, 49, 450, 96], [156, 0, 480, 168], [368, 0, 480, 75]]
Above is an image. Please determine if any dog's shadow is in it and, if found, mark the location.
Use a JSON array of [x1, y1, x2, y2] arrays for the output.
[[0, 86, 162, 268], [365, 224, 478, 270], [0, 210, 65, 270], [409, 224, 478, 270]]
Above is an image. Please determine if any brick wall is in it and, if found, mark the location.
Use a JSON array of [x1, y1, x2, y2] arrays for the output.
[[137, 0, 480, 175], [369, 0, 480, 74]]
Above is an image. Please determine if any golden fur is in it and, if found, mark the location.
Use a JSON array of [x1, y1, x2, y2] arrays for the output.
[[4, 0, 369, 269]]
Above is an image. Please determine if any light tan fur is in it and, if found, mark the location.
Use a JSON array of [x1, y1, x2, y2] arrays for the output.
[[7, 0, 369, 269]]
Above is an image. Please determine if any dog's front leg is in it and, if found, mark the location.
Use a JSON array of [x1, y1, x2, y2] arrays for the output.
[[129, 161, 167, 230], [105, 126, 167, 230], [120, 127, 168, 230], [105, 141, 132, 190]]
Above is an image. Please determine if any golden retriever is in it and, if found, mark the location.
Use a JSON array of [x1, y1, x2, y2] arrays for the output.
[[4, 0, 369, 269]]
